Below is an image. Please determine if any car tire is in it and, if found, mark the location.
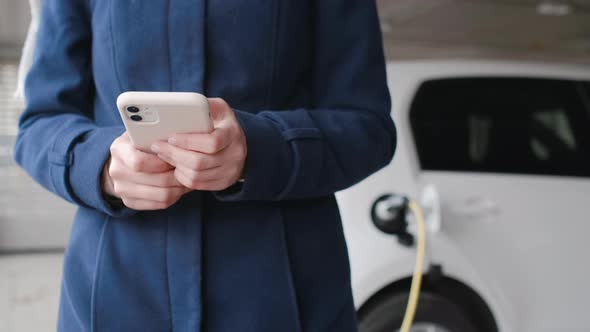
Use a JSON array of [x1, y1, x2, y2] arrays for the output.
[[358, 291, 479, 332]]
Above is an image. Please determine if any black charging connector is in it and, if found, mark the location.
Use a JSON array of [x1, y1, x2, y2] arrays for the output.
[[370, 194, 414, 247]]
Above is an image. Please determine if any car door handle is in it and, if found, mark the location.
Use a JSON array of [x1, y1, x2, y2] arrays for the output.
[[450, 196, 499, 217]]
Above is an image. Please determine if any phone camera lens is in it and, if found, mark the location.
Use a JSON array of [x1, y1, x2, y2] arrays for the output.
[[130, 115, 142, 122], [127, 106, 140, 113]]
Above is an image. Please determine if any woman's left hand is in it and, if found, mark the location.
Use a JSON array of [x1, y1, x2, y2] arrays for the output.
[[151, 98, 247, 191]]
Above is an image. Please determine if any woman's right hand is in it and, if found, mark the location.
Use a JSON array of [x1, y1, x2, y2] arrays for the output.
[[102, 132, 191, 210]]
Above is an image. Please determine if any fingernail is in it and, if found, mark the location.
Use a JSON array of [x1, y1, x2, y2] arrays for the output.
[[150, 143, 160, 153], [168, 137, 177, 145]]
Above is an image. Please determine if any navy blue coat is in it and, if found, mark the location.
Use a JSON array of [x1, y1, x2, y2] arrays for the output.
[[14, 0, 395, 331]]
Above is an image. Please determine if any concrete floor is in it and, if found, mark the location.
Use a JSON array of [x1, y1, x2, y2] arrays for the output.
[[0, 253, 62, 332]]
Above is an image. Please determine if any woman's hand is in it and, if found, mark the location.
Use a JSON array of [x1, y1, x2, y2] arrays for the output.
[[102, 132, 191, 210], [150, 98, 247, 191]]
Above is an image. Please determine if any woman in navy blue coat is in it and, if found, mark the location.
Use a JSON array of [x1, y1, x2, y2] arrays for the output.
[[14, 0, 396, 331]]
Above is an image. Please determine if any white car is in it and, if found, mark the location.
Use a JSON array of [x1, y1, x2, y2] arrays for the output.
[[337, 60, 590, 332]]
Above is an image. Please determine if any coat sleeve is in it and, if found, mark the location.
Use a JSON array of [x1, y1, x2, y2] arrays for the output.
[[215, 0, 395, 202], [14, 0, 134, 217]]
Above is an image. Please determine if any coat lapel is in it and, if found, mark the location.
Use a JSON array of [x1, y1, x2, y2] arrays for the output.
[[168, 0, 207, 93], [110, 1, 208, 330]]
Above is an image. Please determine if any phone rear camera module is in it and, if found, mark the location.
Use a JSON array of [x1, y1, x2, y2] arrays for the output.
[[127, 106, 140, 113], [130, 115, 143, 122]]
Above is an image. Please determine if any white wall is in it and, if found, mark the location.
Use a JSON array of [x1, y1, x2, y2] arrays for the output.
[[0, 0, 31, 57]]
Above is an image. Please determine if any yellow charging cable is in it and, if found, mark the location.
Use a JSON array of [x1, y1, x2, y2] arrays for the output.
[[400, 200, 427, 332]]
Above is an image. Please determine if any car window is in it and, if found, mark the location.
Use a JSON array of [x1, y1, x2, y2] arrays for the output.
[[410, 77, 590, 177], [579, 81, 590, 117]]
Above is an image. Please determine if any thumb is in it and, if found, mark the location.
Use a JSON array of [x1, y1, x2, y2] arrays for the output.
[[207, 98, 232, 125]]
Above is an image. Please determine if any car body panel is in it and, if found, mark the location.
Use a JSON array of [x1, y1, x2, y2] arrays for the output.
[[338, 60, 590, 332]]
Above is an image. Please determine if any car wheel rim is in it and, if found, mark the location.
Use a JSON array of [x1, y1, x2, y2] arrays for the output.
[[395, 322, 452, 332]]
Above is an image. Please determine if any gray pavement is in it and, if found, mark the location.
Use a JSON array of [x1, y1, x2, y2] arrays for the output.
[[0, 253, 62, 332]]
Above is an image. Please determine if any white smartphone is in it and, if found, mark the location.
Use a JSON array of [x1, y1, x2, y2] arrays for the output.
[[116, 91, 213, 152]]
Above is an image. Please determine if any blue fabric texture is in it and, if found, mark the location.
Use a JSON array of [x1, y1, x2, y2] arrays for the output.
[[14, 0, 396, 331]]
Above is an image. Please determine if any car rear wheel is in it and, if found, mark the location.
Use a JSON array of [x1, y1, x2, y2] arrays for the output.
[[358, 292, 479, 332]]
